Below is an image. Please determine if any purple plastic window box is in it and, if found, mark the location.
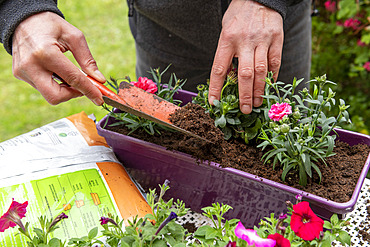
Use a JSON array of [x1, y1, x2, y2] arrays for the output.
[[97, 89, 370, 227]]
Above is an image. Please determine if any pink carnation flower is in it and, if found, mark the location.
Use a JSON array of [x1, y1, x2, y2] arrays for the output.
[[268, 102, 292, 122], [364, 61, 370, 72], [131, 77, 158, 94], [324, 1, 336, 12]]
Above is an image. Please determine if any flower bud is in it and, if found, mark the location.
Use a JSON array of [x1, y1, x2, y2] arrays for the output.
[[279, 213, 288, 220], [197, 84, 205, 91], [282, 115, 290, 123], [284, 98, 291, 104], [293, 110, 301, 120], [226, 95, 237, 103], [280, 124, 290, 133], [296, 194, 303, 203], [274, 126, 281, 133], [278, 225, 286, 235], [265, 78, 272, 86]]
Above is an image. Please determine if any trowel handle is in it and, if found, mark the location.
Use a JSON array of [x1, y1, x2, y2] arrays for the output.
[[85, 75, 126, 104]]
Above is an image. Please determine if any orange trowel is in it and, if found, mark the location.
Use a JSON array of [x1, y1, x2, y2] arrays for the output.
[[53, 73, 210, 143]]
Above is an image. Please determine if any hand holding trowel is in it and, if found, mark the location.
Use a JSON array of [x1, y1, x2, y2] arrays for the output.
[[53, 73, 211, 143]]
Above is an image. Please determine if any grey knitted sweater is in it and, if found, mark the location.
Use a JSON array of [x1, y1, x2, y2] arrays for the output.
[[0, 0, 63, 54], [0, 0, 302, 57]]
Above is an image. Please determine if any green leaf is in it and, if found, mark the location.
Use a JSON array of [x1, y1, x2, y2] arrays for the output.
[[173, 244, 187, 247], [48, 238, 62, 247], [330, 213, 339, 225], [337, 0, 358, 19], [299, 164, 308, 186], [226, 116, 236, 125], [311, 163, 322, 183], [152, 239, 169, 247], [302, 153, 312, 178], [282, 164, 295, 181], [215, 115, 227, 128], [305, 99, 321, 105], [338, 230, 351, 245], [263, 148, 288, 164], [323, 221, 332, 229], [33, 228, 44, 240], [88, 227, 98, 239], [262, 94, 280, 101]]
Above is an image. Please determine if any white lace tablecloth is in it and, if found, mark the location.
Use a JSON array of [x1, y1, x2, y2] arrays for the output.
[[175, 178, 370, 246]]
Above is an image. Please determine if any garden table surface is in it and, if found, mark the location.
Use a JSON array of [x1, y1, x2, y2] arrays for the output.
[[174, 178, 370, 246]]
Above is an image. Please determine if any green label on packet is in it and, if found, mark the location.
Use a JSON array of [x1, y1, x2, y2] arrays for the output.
[[0, 169, 117, 246]]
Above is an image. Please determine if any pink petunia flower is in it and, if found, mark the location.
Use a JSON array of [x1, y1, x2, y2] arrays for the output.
[[0, 199, 28, 232], [267, 233, 291, 247], [324, 0, 336, 12], [290, 201, 324, 241], [235, 222, 276, 247], [344, 18, 361, 30], [363, 62, 370, 72], [131, 77, 158, 94], [268, 103, 292, 122]]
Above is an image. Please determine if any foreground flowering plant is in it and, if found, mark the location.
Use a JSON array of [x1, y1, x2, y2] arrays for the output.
[[258, 73, 351, 186], [252, 195, 351, 247], [1, 183, 351, 247], [0, 198, 69, 246]]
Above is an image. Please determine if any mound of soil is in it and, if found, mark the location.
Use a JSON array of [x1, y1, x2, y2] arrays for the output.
[[107, 103, 370, 203]]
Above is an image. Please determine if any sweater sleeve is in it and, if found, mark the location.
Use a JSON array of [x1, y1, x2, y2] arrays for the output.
[[251, 0, 303, 19], [0, 0, 64, 55]]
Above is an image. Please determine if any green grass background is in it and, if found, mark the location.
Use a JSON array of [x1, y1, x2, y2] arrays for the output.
[[0, 0, 135, 141]]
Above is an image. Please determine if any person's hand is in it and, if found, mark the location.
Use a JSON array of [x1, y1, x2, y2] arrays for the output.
[[208, 0, 284, 114], [12, 11, 106, 105]]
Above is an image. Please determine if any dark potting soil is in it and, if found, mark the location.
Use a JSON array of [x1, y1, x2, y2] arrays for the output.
[[107, 103, 370, 203]]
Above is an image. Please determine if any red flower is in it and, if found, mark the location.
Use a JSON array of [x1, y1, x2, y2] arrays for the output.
[[0, 199, 28, 232], [344, 18, 361, 30], [131, 77, 158, 93], [290, 201, 324, 241], [363, 62, 370, 72], [268, 233, 290, 247], [324, 1, 336, 12], [357, 40, 366, 47]]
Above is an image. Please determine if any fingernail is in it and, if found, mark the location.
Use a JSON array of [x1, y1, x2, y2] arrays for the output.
[[209, 96, 216, 104], [93, 98, 104, 106], [94, 70, 106, 82], [241, 104, 251, 114], [254, 98, 262, 106]]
